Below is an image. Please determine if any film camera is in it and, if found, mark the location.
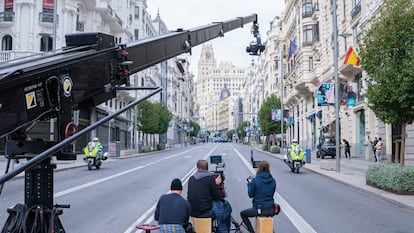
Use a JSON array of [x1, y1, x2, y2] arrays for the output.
[[209, 155, 226, 199]]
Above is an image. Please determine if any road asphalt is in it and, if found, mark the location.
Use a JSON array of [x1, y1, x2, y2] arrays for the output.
[[1, 144, 413, 211]]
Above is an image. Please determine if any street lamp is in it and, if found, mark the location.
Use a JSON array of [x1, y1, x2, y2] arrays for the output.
[[333, 0, 341, 172], [339, 33, 352, 53]]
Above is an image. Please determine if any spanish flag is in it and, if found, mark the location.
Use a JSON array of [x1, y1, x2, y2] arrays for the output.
[[344, 46, 360, 66]]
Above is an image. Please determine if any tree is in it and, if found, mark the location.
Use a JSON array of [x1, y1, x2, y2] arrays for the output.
[[237, 121, 251, 139], [227, 129, 235, 141], [359, 0, 414, 166], [257, 94, 282, 136], [155, 102, 173, 136], [137, 100, 158, 146], [189, 120, 200, 137]]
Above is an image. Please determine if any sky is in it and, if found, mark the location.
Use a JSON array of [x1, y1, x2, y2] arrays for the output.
[[147, 0, 284, 76]]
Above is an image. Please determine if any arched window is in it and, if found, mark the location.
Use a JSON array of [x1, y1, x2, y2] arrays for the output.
[[2, 35, 13, 50], [40, 34, 53, 51]]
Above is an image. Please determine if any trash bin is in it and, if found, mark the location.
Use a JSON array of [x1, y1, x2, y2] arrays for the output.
[[108, 142, 121, 157], [305, 148, 311, 164], [138, 143, 143, 153]]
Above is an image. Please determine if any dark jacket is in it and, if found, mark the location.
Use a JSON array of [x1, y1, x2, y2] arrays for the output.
[[154, 193, 191, 225], [248, 172, 276, 209], [187, 170, 220, 217]]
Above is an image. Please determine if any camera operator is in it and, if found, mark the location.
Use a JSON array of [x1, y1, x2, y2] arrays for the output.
[[240, 161, 276, 233], [187, 159, 232, 233]]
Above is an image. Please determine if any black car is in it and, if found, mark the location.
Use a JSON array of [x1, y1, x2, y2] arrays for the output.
[[316, 139, 336, 159]]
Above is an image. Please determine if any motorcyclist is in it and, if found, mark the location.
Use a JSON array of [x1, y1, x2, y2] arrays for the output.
[[83, 137, 104, 161], [284, 139, 305, 165]]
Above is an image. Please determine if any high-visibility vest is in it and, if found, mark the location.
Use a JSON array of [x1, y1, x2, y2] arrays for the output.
[[289, 144, 304, 160]]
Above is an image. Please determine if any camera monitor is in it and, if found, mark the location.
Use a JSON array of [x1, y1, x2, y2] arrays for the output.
[[210, 155, 222, 164], [252, 160, 262, 168]]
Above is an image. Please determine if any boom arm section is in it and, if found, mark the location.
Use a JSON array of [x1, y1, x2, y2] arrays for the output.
[[0, 14, 258, 138]]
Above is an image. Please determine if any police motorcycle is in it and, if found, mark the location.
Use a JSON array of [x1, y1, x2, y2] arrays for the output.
[[283, 139, 305, 173], [83, 137, 107, 170]]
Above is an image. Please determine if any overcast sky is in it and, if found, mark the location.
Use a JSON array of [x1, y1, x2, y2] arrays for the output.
[[147, 0, 284, 76]]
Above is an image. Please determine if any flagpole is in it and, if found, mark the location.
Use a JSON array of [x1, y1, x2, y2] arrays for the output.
[[333, 0, 341, 173]]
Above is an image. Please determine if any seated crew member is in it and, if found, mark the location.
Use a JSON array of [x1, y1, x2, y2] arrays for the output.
[[240, 161, 276, 233], [155, 178, 191, 233]]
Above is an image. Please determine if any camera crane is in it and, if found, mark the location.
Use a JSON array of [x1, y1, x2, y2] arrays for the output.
[[0, 14, 264, 231]]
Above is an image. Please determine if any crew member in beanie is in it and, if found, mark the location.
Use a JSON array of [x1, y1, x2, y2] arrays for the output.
[[155, 178, 191, 233]]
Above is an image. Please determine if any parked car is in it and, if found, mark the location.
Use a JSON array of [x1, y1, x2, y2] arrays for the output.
[[316, 137, 336, 159]]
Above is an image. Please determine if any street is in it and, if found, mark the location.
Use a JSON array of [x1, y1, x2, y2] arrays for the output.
[[1, 143, 414, 233]]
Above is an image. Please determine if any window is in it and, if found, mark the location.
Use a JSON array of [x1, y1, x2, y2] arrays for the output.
[[2, 35, 12, 50], [313, 22, 320, 43], [302, 0, 313, 18], [308, 57, 313, 71], [134, 6, 139, 19], [40, 35, 53, 51], [303, 25, 313, 46], [134, 29, 139, 40]]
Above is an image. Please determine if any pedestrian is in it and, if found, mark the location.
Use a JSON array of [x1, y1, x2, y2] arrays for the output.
[[155, 178, 191, 233], [342, 139, 351, 159], [374, 138, 383, 162], [370, 137, 378, 162]]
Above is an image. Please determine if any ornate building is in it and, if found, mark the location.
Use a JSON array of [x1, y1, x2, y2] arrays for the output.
[[195, 44, 248, 135], [0, 0, 192, 152], [256, 0, 413, 161]]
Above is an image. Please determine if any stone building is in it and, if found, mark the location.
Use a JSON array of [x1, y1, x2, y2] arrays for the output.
[[0, 0, 192, 152], [256, 0, 413, 161], [195, 44, 248, 136]]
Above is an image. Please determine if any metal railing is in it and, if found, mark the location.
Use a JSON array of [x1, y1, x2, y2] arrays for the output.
[[0, 11, 14, 22], [351, 2, 362, 19], [39, 12, 59, 24]]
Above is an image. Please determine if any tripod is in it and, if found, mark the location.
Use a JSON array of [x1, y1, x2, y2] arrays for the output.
[[212, 215, 248, 233]]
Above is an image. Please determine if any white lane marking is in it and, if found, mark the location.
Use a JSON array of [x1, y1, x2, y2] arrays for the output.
[[54, 148, 197, 198], [232, 145, 317, 233], [123, 146, 218, 233]]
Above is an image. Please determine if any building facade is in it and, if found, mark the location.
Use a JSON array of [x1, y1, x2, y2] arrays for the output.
[[195, 44, 249, 136], [0, 0, 192, 153], [255, 0, 413, 161]]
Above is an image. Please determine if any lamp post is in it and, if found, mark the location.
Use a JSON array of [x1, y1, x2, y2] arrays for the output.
[[280, 48, 285, 155], [333, 0, 341, 172]]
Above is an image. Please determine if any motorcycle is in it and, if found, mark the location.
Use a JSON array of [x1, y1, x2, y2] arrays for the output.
[[283, 153, 305, 174], [83, 143, 107, 170]]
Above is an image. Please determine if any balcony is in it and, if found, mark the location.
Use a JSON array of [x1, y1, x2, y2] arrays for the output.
[[0, 50, 44, 63], [97, 3, 124, 32], [351, 2, 362, 20], [38, 12, 59, 27], [302, 10, 313, 19], [0, 11, 15, 26]]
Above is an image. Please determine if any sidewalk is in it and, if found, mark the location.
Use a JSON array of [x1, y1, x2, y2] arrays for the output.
[[260, 147, 414, 211], [1, 147, 414, 211]]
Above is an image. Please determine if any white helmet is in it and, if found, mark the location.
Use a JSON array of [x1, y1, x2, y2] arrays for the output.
[[93, 137, 99, 142], [292, 139, 298, 144]]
